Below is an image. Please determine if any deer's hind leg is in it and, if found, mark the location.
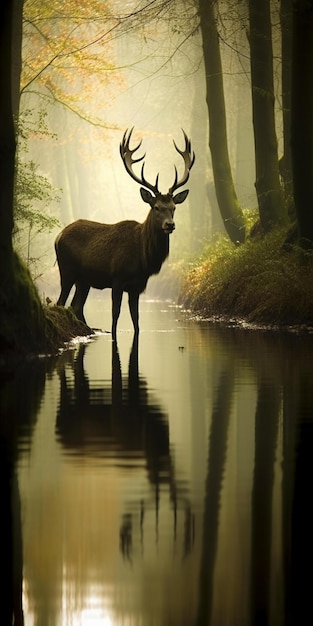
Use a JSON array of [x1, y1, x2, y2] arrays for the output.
[[112, 285, 123, 340], [56, 270, 75, 307], [55, 239, 76, 307], [70, 282, 90, 325], [128, 291, 140, 335]]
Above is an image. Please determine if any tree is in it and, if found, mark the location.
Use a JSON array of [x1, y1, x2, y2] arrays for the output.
[[280, 0, 294, 216], [290, 0, 313, 248], [0, 0, 48, 356], [19, 0, 123, 242], [0, 1, 16, 287], [199, 0, 246, 245], [21, 0, 118, 124], [248, 0, 285, 232]]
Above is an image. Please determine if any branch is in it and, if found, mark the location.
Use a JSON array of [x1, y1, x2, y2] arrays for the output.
[[22, 87, 119, 130]]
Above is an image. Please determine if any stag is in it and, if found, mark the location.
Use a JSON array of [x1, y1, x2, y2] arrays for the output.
[[55, 128, 195, 338]]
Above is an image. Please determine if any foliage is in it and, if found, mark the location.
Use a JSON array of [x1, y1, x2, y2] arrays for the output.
[[21, 0, 120, 125], [180, 223, 313, 328], [14, 108, 61, 273], [15, 160, 60, 229]]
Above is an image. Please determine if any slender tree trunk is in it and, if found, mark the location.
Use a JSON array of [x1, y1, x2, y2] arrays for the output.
[[190, 70, 213, 250], [280, 0, 294, 218], [12, 0, 23, 120], [196, 365, 233, 625], [249, 0, 284, 231], [199, 0, 246, 245], [291, 0, 313, 247]]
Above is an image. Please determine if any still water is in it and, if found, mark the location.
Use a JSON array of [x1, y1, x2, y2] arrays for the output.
[[2, 298, 313, 626]]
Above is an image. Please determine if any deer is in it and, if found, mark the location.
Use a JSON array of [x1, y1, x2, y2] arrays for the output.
[[55, 128, 195, 339]]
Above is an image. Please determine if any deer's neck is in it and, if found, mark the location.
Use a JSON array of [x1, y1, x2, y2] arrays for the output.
[[141, 213, 169, 275]]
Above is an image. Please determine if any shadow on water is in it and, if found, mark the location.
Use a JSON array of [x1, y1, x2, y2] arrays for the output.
[[250, 374, 280, 626], [196, 361, 234, 626], [0, 358, 49, 625], [2, 305, 313, 625]]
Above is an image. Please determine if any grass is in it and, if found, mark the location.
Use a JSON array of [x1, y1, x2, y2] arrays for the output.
[[44, 305, 92, 349], [180, 227, 313, 328]]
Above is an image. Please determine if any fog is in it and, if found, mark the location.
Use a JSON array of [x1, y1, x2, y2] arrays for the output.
[[18, 0, 258, 300]]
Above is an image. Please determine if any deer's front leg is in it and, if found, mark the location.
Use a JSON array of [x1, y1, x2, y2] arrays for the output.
[[112, 286, 123, 340], [128, 291, 139, 335]]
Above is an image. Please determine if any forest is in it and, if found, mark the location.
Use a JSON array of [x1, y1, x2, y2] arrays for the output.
[[1, 0, 313, 359]]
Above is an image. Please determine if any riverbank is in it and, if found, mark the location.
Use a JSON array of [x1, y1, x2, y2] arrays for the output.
[[0, 304, 92, 367], [44, 304, 93, 347], [0, 253, 91, 367], [179, 227, 313, 329]]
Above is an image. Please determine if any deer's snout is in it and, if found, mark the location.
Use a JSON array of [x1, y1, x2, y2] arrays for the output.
[[163, 220, 175, 234]]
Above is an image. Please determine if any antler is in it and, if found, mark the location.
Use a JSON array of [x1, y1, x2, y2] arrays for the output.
[[120, 127, 160, 195], [168, 130, 195, 194]]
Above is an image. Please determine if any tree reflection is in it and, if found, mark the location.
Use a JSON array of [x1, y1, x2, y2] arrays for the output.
[[196, 363, 234, 626], [0, 358, 48, 625], [284, 361, 313, 625], [250, 378, 280, 626], [119, 512, 133, 563]]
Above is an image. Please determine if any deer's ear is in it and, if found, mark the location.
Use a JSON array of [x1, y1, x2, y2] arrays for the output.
[[173, 189, 189, 204], [140, 188, 155, 205]]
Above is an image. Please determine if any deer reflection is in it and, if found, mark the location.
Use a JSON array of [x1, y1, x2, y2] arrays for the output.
[[56, 336, 193, 560]]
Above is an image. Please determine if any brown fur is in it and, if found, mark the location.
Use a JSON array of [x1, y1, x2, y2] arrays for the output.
[[55, 190, 188, 337], [55, 127, 194, 337]]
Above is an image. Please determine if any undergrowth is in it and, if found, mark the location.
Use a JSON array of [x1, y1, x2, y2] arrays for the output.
[[0, 252, 91, 363], [44, 305, 92, 348], [180, 228, 313, 327]]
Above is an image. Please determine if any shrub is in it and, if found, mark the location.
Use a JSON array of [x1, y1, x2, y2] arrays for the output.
[[180, 228, 313, 327]]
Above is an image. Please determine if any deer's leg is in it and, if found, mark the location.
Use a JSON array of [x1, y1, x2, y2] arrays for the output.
[[57, 285, 72, 307], [128, 291, 140, 335], [57, 272, 74, 307], [70, 282, 90, 325], [112, 286, 123, 340]]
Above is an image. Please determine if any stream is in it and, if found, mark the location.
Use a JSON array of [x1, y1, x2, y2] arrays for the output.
[[1, 297, 313, 625]]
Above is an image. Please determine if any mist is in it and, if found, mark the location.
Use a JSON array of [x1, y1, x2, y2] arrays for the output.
[[18, 0, 258, 301]]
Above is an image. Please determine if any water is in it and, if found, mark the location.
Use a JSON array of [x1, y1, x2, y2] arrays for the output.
[[2, 298, 313, 625]]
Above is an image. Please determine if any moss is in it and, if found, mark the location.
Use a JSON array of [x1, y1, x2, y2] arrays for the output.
[[0, 252, 91, 362], [180, 228, 313, 328], [0, 252, 47, 354], [44, 305, 93, 348]]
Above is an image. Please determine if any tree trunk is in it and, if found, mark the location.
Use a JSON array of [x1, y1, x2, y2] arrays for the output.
[[280, 0, 294, 218], [0, 0, 49, 356], [199, 0, 246, 245], [12, 0, 23, 119], [291, 0, 313, 247], [249, 0, 285, 231], [0, 0, 16, 287], [190, 69, 214, 250]]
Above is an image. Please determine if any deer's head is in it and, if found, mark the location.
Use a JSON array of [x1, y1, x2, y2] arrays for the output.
[[120, 128, 195, 235]]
